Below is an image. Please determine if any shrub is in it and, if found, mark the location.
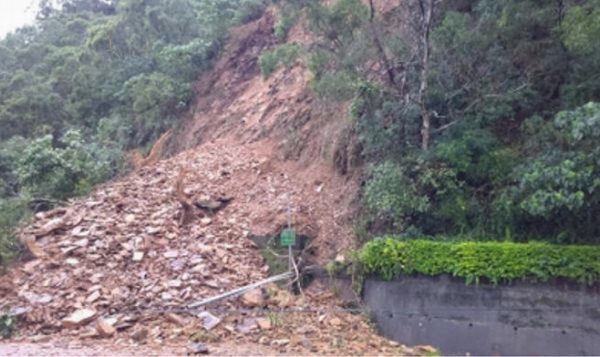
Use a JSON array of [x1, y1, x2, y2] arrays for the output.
[[234, 0, 268, 24], [364, 158, 460, 232], [274, 13, 296, 41], [360, 238, 600, 285], [259, 44, 301, 78], [0, 311, 17, 339], [17, 130, 119, 200], [0, 197, 28, 266]]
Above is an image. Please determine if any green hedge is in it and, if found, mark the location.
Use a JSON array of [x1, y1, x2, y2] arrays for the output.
[[359, 238, 600, 285]]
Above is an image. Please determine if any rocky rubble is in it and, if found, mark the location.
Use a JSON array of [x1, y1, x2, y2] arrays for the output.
[[2, 145, 267, 337], [0, 143, 429, 354]]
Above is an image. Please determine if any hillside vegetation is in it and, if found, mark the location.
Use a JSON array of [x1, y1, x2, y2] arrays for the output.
[[277, 0, 600, 244], [2, 0, 600, 264], [0, 0, 266, 261]]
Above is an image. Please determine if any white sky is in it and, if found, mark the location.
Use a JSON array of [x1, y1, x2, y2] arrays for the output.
[[0, 0, 38, 38]]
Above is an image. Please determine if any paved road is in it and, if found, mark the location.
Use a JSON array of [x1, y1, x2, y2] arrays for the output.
[[0, 340, 277, 356]]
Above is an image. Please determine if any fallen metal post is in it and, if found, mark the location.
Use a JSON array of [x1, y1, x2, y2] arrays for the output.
[[187, 271, 294, 309]]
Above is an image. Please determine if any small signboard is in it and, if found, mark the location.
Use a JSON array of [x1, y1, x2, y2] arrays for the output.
[[280, 228, 296, 247]]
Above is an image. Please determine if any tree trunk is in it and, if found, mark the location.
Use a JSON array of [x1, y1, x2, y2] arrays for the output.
[[418, 0, 434, 150], [368, 0, 397, 87]]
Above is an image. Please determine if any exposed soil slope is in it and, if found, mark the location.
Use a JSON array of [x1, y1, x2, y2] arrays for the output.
[[172, 9, 362, 262]]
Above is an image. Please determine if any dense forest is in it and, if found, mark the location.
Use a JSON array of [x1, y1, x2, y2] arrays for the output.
[[2, 0, 600, 264]]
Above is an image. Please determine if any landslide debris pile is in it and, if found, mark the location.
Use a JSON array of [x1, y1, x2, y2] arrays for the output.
[[0, 143, 421, 355], [3, 145, 267, 334]]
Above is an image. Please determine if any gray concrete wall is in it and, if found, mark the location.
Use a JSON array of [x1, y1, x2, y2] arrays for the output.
[[363, 275, 600, 356]]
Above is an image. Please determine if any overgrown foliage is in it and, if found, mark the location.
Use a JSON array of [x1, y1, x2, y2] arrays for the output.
[[259, 43, 301, 78], [300, 0, 600, 243], [360, 238, 600, 285]]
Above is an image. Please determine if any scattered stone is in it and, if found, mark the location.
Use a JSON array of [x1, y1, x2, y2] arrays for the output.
[[85, 291, 101, 304], [74, 238, 89, 247], [79, 328, 99, 339], [30, 334, 52, 343], [164, 250, 179, 259], [301, 338, 313, 350], [256, 317, 271, 330], [95, 318, 116, 337], [65, 258, 80, 266], [165, 313, 186, 326], [62, 309, 97, 328], [241, 288, 264, 307], [188, 342, 209, 355], [71, 226, 90, 237], [272, 339, 290, 347], [131, 327, 149, 342], [132, 251, 144, 262], [236, 318, 257, 334], [328, 316, 344, 327], [268, 287, 293, 307], [168, 280, 182, 288], [200, 217, 213, 226], [197, 311, 221, 331]]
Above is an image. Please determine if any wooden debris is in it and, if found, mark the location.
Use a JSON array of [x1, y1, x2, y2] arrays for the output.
[[21, 235, 45, 259], [130, 130, 172, 170], [175, 168, 196, 226]]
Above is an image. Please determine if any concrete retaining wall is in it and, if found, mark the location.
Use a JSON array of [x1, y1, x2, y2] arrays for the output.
[[363, 275, 600, 355]]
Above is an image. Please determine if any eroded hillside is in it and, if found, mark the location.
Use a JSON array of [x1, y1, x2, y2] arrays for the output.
[[0, 5, 420, 355]]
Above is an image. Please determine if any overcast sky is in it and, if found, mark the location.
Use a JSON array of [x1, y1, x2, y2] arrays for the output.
[[0, 0, 37, 38]]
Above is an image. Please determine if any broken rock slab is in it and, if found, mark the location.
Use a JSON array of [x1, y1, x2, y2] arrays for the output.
[[165, 312, 186, 326], [62, 308, 97, 328], [95, 318, 116, 337], [241, 288, 264, 308], [256, 317, 271, 330], [188, 342, 209, 355], [132, 251, 144, 262], [197, 311, 221, 331]]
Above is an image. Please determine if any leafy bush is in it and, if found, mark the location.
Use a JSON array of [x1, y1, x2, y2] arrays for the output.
[[503, 103, 600, 242], [274, 13, 296, 41], [364, 157, 462, 233], [234, 0, 268, 24], [360, 238, 600, 285], [0, 311, 17, 339], [17, 130, 119, 200], [259, 44, 301, 78], [0, 198, 28, 266]]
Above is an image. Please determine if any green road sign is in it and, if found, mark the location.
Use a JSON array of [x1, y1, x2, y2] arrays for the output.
[[280, 228, 296, 246]]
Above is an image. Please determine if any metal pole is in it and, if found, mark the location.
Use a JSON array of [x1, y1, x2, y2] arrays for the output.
[[287, 196, 293, 288]]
